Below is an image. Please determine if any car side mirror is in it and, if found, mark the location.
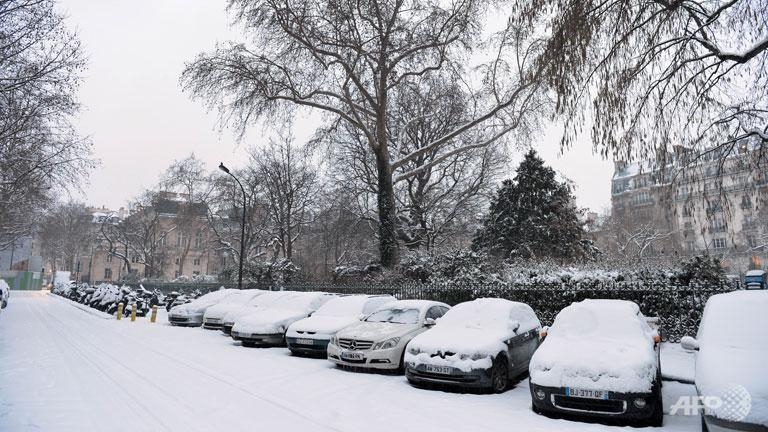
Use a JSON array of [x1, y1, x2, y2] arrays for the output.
[[539, 326, 549, 341], [424, 317, 436, 327], [509, 320, 520, 333], [680, 336, 700, 351]]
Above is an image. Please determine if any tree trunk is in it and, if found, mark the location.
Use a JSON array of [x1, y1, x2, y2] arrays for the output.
[[374, 148, 400, 268]]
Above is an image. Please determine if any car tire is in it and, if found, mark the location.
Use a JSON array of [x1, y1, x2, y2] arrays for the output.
[[242, 341, 255, 348], [700, 415, 708, 432], [490, 354, 509, 393], [648, 378, 664, 427]]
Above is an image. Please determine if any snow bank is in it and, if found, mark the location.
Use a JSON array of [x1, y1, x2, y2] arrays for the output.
[[695, 291, 768, 425], [529, 299, 658, 393], [406, 299, 540, 372]]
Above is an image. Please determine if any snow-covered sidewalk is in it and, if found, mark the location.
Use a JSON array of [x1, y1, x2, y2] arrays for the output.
[[0, 291, 700, 432]]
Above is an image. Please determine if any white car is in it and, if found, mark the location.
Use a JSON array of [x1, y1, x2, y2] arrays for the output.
[[220, 291, 294, 334], [405, 298, 542, 393], [681, 290, 768, 431], [0, 279, 9, 309], [231, 291, 336, 347], [167, 288, 240, 327], [529, 299, 663, 426], [202, 289, 265, 330], [285, 294, 396, 356], [327, 300, 450, 371]]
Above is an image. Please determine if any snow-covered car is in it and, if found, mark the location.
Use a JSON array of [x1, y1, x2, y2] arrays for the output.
[[168, 288, 240, 327], [681, 290, 768, 431], [220, 290, 294, 335], [0, 279, 9, 309], [202, 289, 265, 330], [231, 291, 336, 347], [327, 300, 450, 372], [529, 299, 663, 427], [405, 298, 542, 393], [285, 294, 396, 356]]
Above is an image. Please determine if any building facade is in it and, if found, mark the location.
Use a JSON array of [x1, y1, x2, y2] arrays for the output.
[[608, 144, 768, 273]]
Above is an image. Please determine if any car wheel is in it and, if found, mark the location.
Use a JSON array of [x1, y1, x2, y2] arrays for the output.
[[242, 341, 255, 348], [490, 354, 509, 393]]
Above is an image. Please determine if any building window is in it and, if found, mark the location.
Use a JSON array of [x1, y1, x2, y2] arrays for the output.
[[741, 195, 753, 210], [192, 271, 200, 276], [747, 235, 759, 249], [193, 258, 200, 266], [711, 218, 726, 233], [174, 270, 181, 278], [176, 232, 185, 247], [682, 204, 693, 217], [174, 257, 180, 265], [195, 232, 204, 249], [686, 241, 696, 252], [159, 232, 167, 246], [713, 238, 727, 250], [131, 255, 140, 263], [104, 268, 113, 280], [106, 254, 113, 263]]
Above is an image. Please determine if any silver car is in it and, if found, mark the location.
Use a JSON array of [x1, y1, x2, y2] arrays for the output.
[[167, 288, 240, 327], [327, 300, 450, 372]]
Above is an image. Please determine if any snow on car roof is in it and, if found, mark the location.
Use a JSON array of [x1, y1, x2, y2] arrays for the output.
[[314, 295, 395, 317], [745, 269, 765, 276], [269, 291, 334, 311], [375, 299, 449, 313], [699, 290, 768, 349], [549, 299, 647, 339], [438, 298, 540, 333]]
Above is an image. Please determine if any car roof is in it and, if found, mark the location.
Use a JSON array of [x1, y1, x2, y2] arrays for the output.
[[374, 299, 450, 313]]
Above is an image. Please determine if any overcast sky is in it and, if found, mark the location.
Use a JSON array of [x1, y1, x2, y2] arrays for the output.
[[58, 0, 615, 214]]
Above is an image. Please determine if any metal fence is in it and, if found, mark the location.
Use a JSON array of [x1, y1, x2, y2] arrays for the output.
[[140, 279, 740, 342]]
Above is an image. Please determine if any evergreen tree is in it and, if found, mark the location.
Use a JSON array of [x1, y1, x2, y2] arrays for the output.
[[472, 150, 587, 260]]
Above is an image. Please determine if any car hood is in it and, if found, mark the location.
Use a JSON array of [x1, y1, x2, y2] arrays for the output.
[[232, 308, 309, 334], [287, 315, 358, 337], [169, 304, 205, 316], [335, 321, 420, 342], [530, 336, 657, 393], [405, 326, 510, 372], [697, 345, 768, 426]]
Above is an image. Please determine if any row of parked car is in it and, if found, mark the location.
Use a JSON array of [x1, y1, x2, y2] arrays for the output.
[[167, 289, 768, 430]]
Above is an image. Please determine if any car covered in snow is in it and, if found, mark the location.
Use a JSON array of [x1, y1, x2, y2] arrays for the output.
[[167, 288, 240, 327], [681, 290, 768, 431], [286, 294, 396, 356], [0, 279, 9, 309], [529, 299, 663, 426], [202, 289, 265, 330], [220, 290, 295, 335], [327, 300, 450, 371], [405, 298, 542, 393], [744, 270, 766, 290], [231, 291, 336, 347]]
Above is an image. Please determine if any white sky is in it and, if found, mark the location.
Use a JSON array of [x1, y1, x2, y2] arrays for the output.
[[58, 0, 614, 214]]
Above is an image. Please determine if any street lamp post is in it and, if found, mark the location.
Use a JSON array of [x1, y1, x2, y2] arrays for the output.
[[219, 162, 247, 289]]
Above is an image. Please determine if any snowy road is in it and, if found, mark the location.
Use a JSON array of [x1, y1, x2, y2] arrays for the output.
[[1, 291, 700, 432]]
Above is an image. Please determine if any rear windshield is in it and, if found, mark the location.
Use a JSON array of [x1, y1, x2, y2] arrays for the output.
[[366, 308, 419, 324]]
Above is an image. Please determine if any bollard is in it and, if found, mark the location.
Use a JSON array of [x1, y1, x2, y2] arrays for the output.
[[130, 303, 137, 322], [116, 302, 124, 320], [150, 305, 158, 323]]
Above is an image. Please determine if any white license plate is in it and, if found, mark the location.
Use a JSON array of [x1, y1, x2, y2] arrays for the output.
[[295, 338, 314, 345], [341, 351, 364, 360], [424, 365, 452, 374], [566, 388, 609, 399]]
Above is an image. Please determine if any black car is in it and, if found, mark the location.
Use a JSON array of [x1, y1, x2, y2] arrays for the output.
[[404, 298, 542, 393], [528, 299, 663, 427]]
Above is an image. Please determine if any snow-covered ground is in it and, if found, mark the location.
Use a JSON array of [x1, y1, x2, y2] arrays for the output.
[[0, 291, 701, 432]]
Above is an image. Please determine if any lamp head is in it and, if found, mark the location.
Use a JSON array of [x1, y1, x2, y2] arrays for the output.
[[218, 162, 230, 174]]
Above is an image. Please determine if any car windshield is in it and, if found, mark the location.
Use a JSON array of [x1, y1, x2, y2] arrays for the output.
[[551, 303, 646, 341], [366, 308, 419, 324]]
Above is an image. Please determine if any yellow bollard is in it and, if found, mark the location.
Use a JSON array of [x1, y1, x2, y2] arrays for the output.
[[150, 305, 158, 323], [116, 302, 124, 320], [130, 303, 137, 322]]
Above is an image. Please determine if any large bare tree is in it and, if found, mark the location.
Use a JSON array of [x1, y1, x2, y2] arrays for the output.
[[39, 202, 93, 276], [182, 0, 550, 267]]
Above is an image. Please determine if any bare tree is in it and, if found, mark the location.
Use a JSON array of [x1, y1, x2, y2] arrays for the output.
[[0, 0, 93, 247], [38, 202, 93, 276], [250, 137, 317, 261], [524, 0, 767, 178], [182, 0, 551, 267]]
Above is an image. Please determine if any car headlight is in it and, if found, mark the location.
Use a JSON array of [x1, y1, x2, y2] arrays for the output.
[[329, 335, 338, 346], [372, 337, 400, 350]]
